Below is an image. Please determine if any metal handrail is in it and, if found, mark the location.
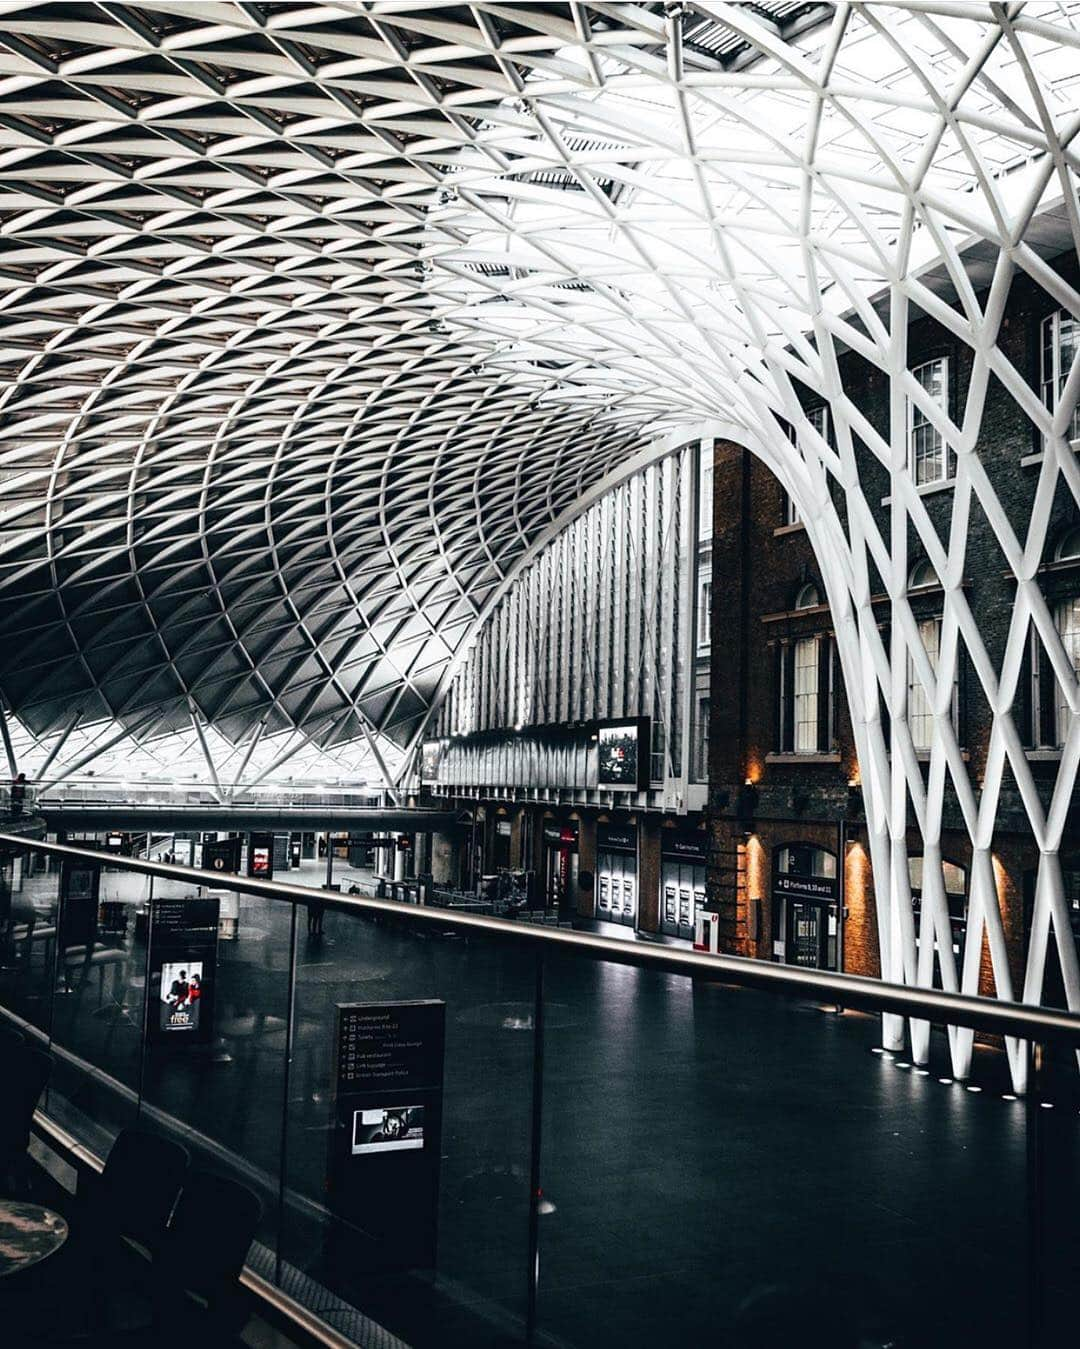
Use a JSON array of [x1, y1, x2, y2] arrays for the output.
[[5, 830, 1080, 1047]]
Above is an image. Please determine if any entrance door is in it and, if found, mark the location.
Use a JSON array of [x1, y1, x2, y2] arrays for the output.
[[788, 901, 826, 968]]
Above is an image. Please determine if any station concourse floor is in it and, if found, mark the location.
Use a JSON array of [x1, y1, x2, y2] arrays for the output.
[[3, 860, 1079, 1349]]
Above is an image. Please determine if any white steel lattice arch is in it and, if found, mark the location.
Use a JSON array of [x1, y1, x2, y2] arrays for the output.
[[0, 4, 1077, 1079]]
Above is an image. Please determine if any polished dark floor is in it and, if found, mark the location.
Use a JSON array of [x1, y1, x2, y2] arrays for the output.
[[3, 865, 1079, 1349]]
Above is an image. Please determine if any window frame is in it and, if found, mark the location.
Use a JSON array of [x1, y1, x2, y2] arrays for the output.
[[776, 634, 835, 755], [906, 614, 960, 752], [1039, 309, 1080, 453], [907, 356, 952, 487]]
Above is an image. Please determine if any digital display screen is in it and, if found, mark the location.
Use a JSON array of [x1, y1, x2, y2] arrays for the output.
[[420, 740, 444, 784], [352, 1105, 426, 1155], [159, 960, 205, 1033], [597, 721, 643, 788]]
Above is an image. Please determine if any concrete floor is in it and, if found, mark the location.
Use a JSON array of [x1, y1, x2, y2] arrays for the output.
[[2, 862, 1079, 1349]]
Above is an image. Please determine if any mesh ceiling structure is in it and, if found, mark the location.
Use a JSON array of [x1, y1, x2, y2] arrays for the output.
[[0, 2, 1079, 1073]]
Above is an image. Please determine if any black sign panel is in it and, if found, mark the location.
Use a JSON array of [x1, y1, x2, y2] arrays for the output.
[[146, 897, 220, 1045], [598, 822, 637, 854], [330, 1001, 445, 1275], [203, 836, 241, 875], [596, 717, 649, 789], [774, 873, 839, 903], [660, 831, 709, 867]]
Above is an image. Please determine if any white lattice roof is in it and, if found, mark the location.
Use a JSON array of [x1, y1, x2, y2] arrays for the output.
[[0, 2, 1077, 798]]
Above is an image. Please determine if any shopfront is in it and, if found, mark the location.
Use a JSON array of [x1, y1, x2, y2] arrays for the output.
[[596, 821, 638, 928], [659, 830, 708, 942], [773, 844, 839, 969], [491, 817, 512, 872], [543, 820, 579, 916]]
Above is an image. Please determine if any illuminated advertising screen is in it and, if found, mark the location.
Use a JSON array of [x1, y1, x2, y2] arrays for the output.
[[352, 1105, 425, 1155], [147, 897, 219, 1046], [596, 718, 649, 789], [159, 960, 205, 1033], [248, 831, 273, 879], [420, 739, 444, 785]]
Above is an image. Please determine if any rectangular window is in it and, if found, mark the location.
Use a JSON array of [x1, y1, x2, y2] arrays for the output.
[[699, 451, 714, 541], [908, 358, 951, 486], [1040, 310, 1080, 450], [907, 616, 960, 752], [695, 697, 710, 780], [908, 617, 939, 751], [793, 637, 819, 752], [1056, 596, 1080, 747], [781, 408, 828, 526], [777, 637, 834, 755], [698, 577, 712, 649]]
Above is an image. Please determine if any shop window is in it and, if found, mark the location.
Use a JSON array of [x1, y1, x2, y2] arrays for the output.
[[597, 824, 638, 928], [909, 855, 968, 966], [908, 357, 953, 486], [1040, 309, 1080, 451]]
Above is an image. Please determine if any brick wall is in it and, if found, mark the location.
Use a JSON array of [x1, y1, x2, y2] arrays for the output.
[[708, 249, 1080, 980]]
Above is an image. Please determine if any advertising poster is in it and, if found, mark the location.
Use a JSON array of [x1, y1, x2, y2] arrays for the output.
[[247, 831, 273, 879], [329, 1000, 445, 1276], [596, 717, 649, 789], [146, 897, 219, 1046]]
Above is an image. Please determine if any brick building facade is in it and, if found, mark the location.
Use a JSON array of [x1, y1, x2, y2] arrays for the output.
[[708, 251, 1080, 1001]]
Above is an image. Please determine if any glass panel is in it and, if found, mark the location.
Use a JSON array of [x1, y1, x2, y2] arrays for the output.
[[47, 858, 145, 1152], [0, 844, 58, 1039], [537, 951, 1030, 1348], [139, 884, 294, 1259], [279, 901, 538, 1347]]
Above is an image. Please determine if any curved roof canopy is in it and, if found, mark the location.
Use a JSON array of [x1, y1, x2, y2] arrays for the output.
[[0, 1, 1077, 787]]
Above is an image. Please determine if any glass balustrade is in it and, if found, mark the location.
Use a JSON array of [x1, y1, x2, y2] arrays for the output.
[[0, 834, 1078, 1348]]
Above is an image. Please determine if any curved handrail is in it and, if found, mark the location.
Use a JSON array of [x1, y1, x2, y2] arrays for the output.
[[4, 830, 1080, 1047]]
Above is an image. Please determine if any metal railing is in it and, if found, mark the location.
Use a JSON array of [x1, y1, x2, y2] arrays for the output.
[[1, 830, 1077, 1349], [4, 832, 1079, 1045]]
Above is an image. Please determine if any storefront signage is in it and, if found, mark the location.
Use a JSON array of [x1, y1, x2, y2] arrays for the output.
[[331, 1001, 445, 1274], [661, 832, 709, 867], [773, 873, 839, 903], [146, 897, 220, 1045], [543, 821, 579, 850], [597, 823, 637, 854]]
